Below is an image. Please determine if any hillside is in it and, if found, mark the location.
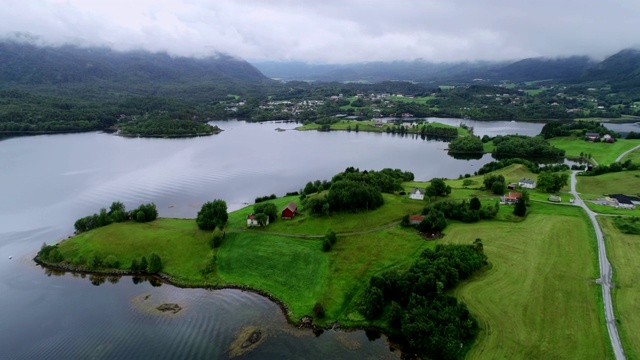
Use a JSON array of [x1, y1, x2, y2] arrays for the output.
[[0, 41, 272, 102], [581, 48, 640, 91]]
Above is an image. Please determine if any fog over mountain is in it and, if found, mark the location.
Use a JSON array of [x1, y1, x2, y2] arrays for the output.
[[1, 0, 639, 64]]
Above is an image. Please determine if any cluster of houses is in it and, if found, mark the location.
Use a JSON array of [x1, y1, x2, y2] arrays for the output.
[[246, 202, 298, 227], [585, 133, 615, 143]]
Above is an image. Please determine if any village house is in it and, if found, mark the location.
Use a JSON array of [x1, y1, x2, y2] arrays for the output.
[[409, 188, 425, 200], [409, 215, 424, 225], [502, 192, 522, 204], [246, 213, 268, 227], [602, 134, 615, 143], [585, 132, 600, 141], [518, 178, 536, 189], [282, 202, 298, 219]]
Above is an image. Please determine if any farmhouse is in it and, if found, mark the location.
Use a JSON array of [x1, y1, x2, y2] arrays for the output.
[[409, 215, 424, 225], [409, 188, 425, 200], [282, 202, 298, 219], [585, 132, 600, 141], [518, 178, 536, 189], [247, 213, 268, 227], [502, 192, 522, 204]]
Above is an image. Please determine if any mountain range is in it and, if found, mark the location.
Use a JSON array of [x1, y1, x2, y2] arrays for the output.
[[1, 40, 640, 94]]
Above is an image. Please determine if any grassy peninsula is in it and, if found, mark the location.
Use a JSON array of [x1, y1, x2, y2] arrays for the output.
[[36, 163, 624, 359], [296, 119, 469, 136]]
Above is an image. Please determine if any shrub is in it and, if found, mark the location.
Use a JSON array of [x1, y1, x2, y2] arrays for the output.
[[322, 238, 332, 252], [313, 302, 326, 319], [136, 210, 145, 222], [130, 258, 140, 271], [103, 255, 120, 268], [147, 253, 163, 274], [140, 256, 148, 271], [210, 233, 223, 248], [325, 229, 337, 246], [88, 254, 102, 269]]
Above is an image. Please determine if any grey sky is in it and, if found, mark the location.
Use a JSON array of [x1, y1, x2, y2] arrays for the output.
[[2, 0, 638, 63]]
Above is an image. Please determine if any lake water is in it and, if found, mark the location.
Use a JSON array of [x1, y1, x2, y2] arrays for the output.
[[0, 120, 543, 359]]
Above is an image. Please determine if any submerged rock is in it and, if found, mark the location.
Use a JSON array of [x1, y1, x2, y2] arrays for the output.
[[156, 303, 182, 314], [241, 329, 262, 348]]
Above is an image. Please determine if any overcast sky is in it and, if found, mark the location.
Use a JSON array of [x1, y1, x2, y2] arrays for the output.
[[2, 0, 639, 63]]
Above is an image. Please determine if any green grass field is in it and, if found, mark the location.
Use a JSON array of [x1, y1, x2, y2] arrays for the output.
[[262, 193, 425, 235], [549, 137, 640, 165], [444, 203, 611, 359], [600, 217, 640, 359], [56, 219, 212, 283], [576, 170, 640, 198]]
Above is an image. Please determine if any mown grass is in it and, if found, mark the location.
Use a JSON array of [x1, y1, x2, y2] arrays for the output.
[[600, 217, 640, 359], [387, 95, 435, 103], [576, 170, 640, 199], [549, 137, 640, 165], [443, 203, 611, 359], [56, 219, 212, 283]]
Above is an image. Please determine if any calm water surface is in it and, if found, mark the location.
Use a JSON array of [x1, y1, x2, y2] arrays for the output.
[[0, 120, 539, 359]]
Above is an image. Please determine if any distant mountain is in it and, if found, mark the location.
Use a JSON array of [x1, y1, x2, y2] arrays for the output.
[[484, 56, 594, 82], [581, 48, 640, 90], [253, 60, 503, 83], [254, 56, 595, 84], [0, 40, 270, 100]]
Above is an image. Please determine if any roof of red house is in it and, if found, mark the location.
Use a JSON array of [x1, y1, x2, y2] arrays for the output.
[[284, 202, 297, 212], [505, 192, 522, 199], [409, 215, 424, 222], [247, 213, 256, 220]]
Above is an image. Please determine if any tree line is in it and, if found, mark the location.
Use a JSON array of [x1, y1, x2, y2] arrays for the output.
[[74, 202, 158, 233]]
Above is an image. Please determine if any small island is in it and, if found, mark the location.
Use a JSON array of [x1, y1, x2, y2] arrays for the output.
[[296, 118, 470, 137], [116, 116, 222, 138]]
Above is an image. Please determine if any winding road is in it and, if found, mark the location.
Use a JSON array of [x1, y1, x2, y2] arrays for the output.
[[570, 171, 625, 359], [615, 144, 640, 162]]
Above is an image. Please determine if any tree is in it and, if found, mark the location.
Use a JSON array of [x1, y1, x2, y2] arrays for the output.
[[362, 286, 385, 319], [254, 202, 278, 223], [147, 253, 162, 273], [491, 181, 506, 195], [417, 209, 447, 233], [469, 197, 481, 210], [426, 178, 451, 199], [197, 199, 228, 230], [537, 172, 569, 193], [513, 198, 527, 217], [254, 212, 268, 227]]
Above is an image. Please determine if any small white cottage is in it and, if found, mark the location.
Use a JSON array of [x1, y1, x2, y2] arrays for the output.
[[409, 188, 425, 200]]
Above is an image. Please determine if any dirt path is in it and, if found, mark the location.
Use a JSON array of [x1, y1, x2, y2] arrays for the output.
[[570, 170, 625, 360], [615, 144, 640, 162]]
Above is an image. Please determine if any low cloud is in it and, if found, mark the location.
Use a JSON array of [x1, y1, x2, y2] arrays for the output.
[[1, 0, 639, 63]]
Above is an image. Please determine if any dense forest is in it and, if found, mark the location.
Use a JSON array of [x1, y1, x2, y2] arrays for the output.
[[361, 241, 488, 360]]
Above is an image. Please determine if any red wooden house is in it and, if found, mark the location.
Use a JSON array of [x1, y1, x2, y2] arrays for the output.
[[282, 202, 298, 219]]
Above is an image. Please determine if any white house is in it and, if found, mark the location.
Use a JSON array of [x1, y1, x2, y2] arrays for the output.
[[247, 213, 269, 227], [518, 178, 536, 189], [409, 188, 425, 200]]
